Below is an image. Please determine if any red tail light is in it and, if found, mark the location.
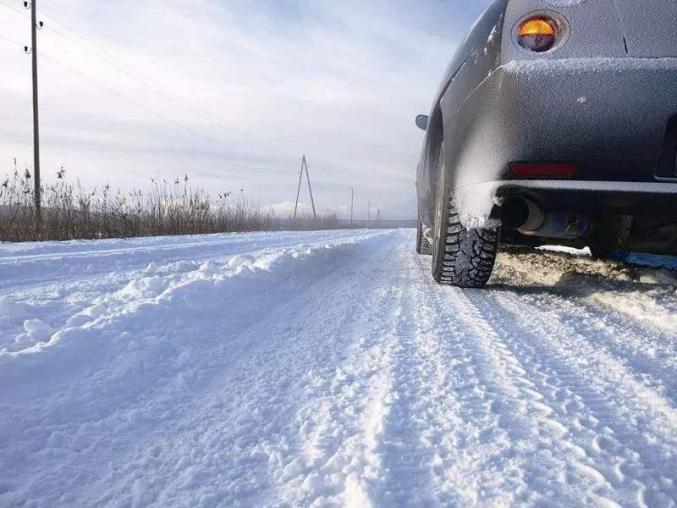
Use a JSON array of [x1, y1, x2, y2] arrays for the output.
[[510, 162, 577, 178]]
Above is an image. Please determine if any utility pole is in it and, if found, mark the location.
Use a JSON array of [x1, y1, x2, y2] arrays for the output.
[[350, 189, 354, 228], [293, 155, 317, 223], [293, 157, 304, 223], [304, 155, 317, 220], [26, 0, 42, 222], [367, 200, 371, 229]]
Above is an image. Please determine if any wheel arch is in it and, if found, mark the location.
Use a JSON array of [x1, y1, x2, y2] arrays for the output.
[[419, 104, 445, 227]]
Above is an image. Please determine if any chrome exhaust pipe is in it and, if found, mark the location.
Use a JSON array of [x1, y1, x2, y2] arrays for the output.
[[502, 198, 588, 239]]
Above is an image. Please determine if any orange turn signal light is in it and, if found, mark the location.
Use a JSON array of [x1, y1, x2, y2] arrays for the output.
[[519, 18, 556, 38], [517, 17, 558, 52]]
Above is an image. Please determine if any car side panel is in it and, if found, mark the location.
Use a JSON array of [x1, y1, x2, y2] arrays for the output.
[[417, 0, 508, 229], [612, 0, 677, 57]]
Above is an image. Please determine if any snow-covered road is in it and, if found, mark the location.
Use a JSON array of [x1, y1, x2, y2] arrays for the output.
[[0, 229, 675, 507]]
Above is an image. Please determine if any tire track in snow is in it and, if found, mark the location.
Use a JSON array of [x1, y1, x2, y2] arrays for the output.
[[288, 236, 516, 507], [490, 290, 677, 440], [566, 287, 674, 347], [489, 283, 677, 406], [284, 236, 408, 507], [360, 251, 446, 506], [423, 269, 637, 506], [461, 289, 677, 507], [407, 255, 525, 506]]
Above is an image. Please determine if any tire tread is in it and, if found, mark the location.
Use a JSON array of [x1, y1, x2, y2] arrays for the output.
[[416, 217, 432, 255], [435, 192, 498, 288]]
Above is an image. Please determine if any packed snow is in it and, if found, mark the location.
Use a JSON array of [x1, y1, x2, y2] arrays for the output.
[[0, 229, 675, 507]]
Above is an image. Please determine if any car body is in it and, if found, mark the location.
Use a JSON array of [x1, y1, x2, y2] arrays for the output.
[[415, 0, 677, 287]]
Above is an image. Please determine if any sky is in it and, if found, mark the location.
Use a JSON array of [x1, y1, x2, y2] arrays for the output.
[[0, 0, 491, 220]]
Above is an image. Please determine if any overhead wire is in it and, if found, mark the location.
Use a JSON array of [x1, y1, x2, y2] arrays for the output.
[[35, 5, 239, 136], [1, 0, 237, 145], [0, 32, 24, 47], [38, 52, 226, 146], [0, 0, 27, 18], [0, 25, 230, 152], [0, 0, 279, 171]]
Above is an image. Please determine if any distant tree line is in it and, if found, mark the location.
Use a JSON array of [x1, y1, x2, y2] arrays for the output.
[[0, 164, 342, 242]]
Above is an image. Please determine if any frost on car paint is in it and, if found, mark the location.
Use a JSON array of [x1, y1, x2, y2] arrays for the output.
[[415, 0, 677, 287]]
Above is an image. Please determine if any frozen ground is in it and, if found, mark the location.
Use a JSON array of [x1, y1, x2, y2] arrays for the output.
[[0, 229, 675, 507]]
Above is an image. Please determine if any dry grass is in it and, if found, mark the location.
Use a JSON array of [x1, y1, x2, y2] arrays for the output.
[[0, 163, 340, 242]]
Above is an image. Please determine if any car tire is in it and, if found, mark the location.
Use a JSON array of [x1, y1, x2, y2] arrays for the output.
[[431, 146, 499, 288], [416, 217, 432, 255]]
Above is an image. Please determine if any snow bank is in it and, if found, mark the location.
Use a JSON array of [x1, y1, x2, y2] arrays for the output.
[[0, 233, 384, 364], [0, 229, 394, 506]]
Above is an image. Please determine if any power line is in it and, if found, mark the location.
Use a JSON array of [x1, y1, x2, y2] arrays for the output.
[[0, 0, 28, 18], [38, 51, 225, 147], [2, 30, 233, 151], [35, 6, 239, 137], [1, 1, 281, 166], [1, 0, 240, 139], [0, 33, 24, 47]]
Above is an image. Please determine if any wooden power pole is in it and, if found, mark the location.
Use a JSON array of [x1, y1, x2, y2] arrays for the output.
[[350, 189, 354, 228], [27, 0, 42, 221]]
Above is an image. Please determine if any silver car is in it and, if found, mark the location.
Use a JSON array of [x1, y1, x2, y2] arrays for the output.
[[415, 0, 677, 287]]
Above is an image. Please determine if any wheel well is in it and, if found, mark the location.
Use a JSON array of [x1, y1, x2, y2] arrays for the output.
[[424, 106, 445, 222], [427, 106, 444, 174]]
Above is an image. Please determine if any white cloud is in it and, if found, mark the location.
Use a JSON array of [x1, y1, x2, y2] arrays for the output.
[[0, 0, 490, 219]]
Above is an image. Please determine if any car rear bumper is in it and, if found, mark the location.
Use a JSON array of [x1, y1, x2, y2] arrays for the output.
[[455, 179, 677, 226], [443, 57, 677, 226], [497, 179, 677, 211]]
